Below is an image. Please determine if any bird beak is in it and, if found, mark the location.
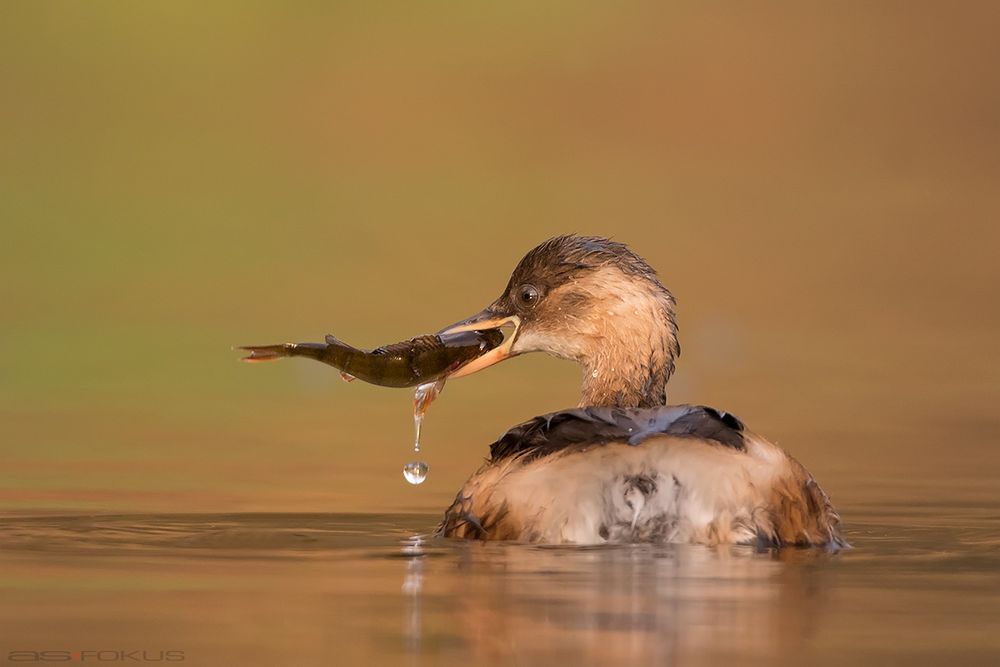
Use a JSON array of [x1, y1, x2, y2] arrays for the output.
[[438, 308, 521, 379]]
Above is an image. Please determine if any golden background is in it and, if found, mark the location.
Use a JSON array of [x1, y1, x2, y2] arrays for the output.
[[2, 2, 998, 516]]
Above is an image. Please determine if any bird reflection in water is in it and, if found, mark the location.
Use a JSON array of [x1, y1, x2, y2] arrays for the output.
[[399, 534, 833, 664]]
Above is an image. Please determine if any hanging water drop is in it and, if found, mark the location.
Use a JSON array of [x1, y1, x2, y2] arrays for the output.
[[403, 460, 429, 485], [413, 410, 424, 453], [404, 380, 445, 486]]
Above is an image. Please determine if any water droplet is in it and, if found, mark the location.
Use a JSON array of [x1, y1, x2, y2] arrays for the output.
[[591, 369, 599, 378], [403, 461, 429, 485]]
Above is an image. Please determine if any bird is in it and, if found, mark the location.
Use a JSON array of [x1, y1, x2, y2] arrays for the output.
[[434, 234, 845, 548]]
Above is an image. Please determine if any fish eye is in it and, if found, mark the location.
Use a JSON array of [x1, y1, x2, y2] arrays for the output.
[[517, 284, 540, 307]]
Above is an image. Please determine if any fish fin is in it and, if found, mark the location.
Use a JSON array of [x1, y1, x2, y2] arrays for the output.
[[340, 372, 356, 383], [238, 344, 291, 362], [326, 335, 360, 371]]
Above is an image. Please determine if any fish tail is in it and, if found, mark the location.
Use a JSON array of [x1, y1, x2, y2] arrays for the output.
[[239, 342, 329, 363], [239, 344, 293, 362]]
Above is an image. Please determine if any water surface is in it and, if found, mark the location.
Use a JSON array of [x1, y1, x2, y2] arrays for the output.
[[2, 504, 998, 666]]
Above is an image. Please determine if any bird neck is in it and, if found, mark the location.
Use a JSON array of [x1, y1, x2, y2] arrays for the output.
[[578, 316, 679, 409], [579, 355, 672, 409]]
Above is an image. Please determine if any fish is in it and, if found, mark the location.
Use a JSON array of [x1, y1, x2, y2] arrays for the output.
[[238, 329, 505, 388]]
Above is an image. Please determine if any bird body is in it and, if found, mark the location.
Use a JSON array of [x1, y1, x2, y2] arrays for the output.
[[438, 405, 844, 547], [434, 235, 845, 548]]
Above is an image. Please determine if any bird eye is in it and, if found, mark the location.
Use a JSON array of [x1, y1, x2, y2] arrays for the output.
[[517, 284, 540, 307]]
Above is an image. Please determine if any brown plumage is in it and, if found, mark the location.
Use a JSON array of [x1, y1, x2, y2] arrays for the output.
[[435, 235, 846, 547]]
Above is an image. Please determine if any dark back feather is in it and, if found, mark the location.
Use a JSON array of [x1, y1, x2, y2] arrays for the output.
[[489, 405, 746, 463]]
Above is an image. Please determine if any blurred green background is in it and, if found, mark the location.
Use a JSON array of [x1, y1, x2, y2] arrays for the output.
[[1, 2, 998, 515]]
